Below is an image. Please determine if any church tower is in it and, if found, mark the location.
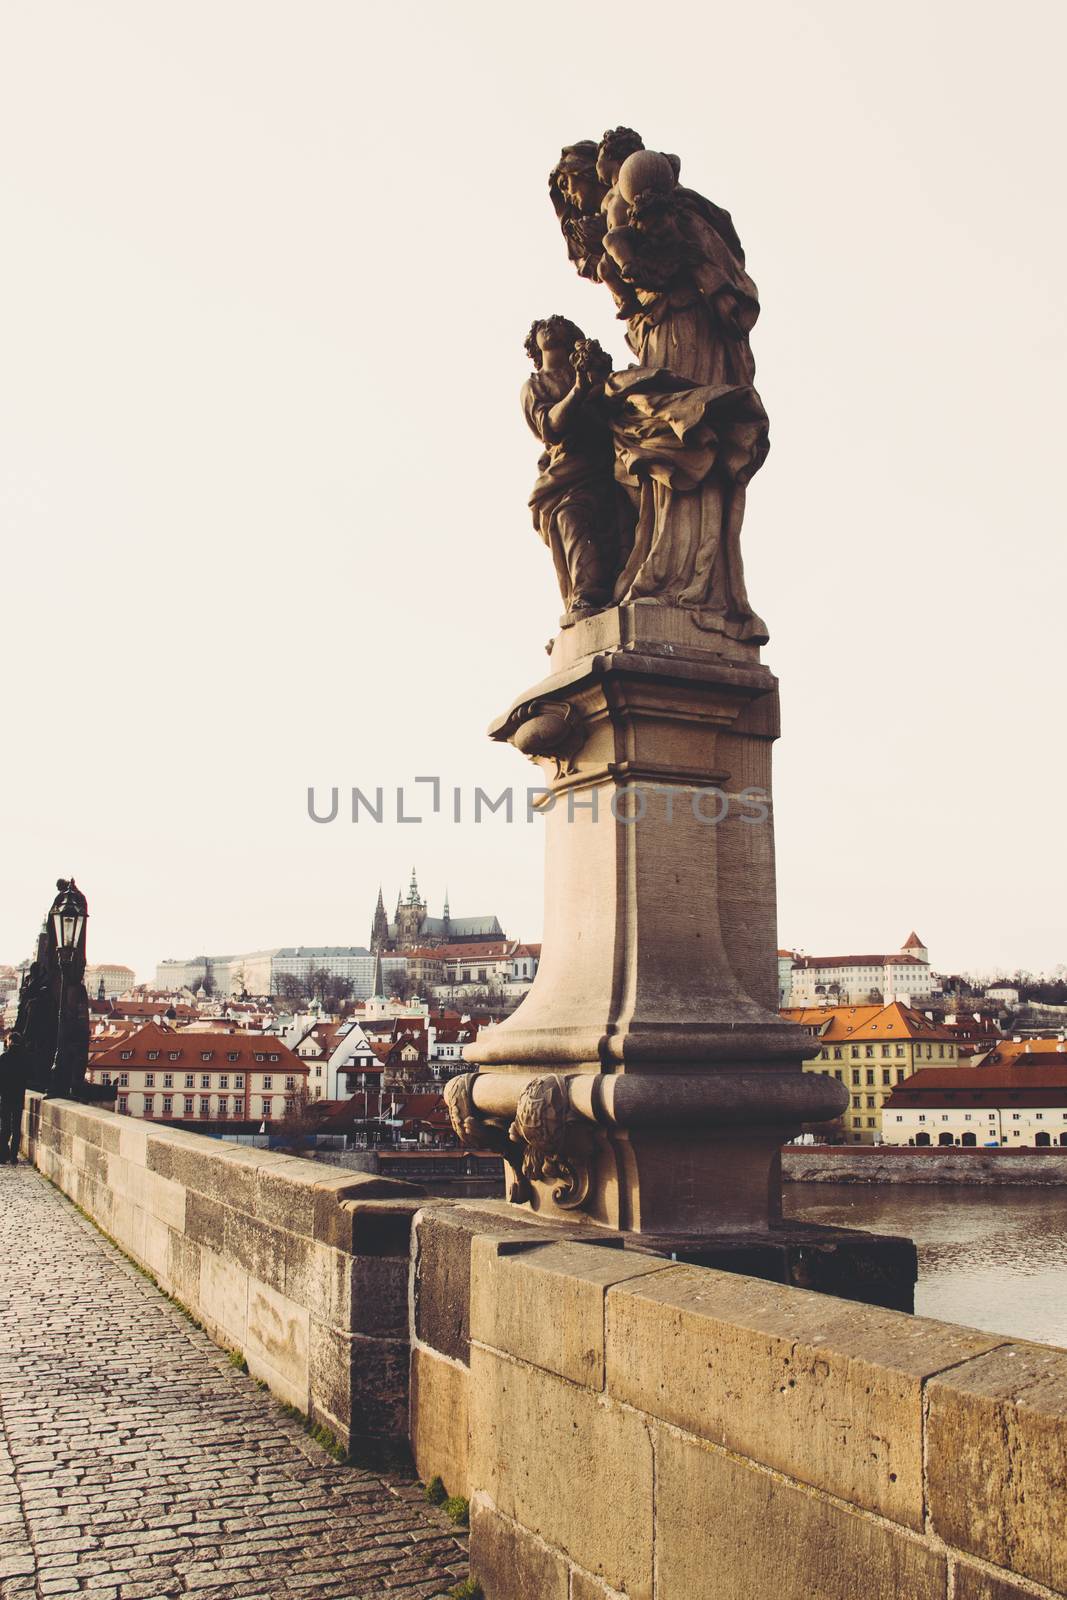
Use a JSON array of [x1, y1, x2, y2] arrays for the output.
[[370, 886, 391, 953]]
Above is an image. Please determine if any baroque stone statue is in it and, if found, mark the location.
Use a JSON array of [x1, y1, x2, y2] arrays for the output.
[[530, 127, 770, 642]]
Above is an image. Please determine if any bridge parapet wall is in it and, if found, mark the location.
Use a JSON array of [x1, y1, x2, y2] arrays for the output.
[[23, 1093, 424, 1464], [23, 1097, 1067, 1598]]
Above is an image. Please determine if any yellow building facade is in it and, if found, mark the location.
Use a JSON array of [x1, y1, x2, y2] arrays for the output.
[[783, 1002, 962, 1143]]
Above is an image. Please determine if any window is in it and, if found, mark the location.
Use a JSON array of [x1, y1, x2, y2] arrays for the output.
[[285, 1098, 294, 1114], [896, 1045, 904, 1057], [965, 1114, 972, 1122], [850, 1046, 859, 1059], [184, 1074, 194, 1089], [918, 1114, 926, 1122], [227, 1051, 239, 1062], [219, 1075, 229, 1090], [895, 1114, 903, 1122], [200, 1074, 210, 1089], [118, 1073, 129, 1088], [162, 1096, 173, 1115], [262, 1075, 273, 1090], [833, 1070, 843, 1081], [864, 1069, 874, 1086], [235, 1075, 244, 1089], [851, 1095, 861, 1109], [1036, 1113, 1044, 1121], [820, 1049, 828, 1060], [866, 1095, 876, 1109], [315, 1065, 322, 1078], [897, 1070, 906, 1083], [163, 1073, 173, 1089], [200, 1098, 210, 1117], [1013, 1113, 1020, 1120], [285, 1076, 296, 1091], [851, 1069, 860, 1086], [938, 1045, 945, 1058], [201, 1051, 213, 1062], [866, 1117, 876, 1128], [269, 1053, 279, 1062], [882, 1070, 891, 1086], [218, 1099, 228, 1118], [254, 1053, 265, 1063], [881, 1045, 890, 1058], [148, 1050, 159, 1061], [833, 1047, 842, 1060], [864, 1046, 874, 1058], [184, 1097, 194, 1116], [121, 1050, 132, 1060], [169, 1052, 180, 1061], [118, 1096, 128, 1114], [145, 1073, 155, 1088]]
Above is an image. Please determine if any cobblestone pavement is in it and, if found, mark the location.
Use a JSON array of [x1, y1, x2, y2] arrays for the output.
[[0, 1166, 469, 1599]]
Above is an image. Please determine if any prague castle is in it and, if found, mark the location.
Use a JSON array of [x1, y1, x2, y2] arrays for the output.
[[370, 868, 504, 952]]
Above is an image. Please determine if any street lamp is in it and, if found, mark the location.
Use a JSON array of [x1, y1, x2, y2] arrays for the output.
[[51, 880, 86, 963], [50, 878, 88, 1096]]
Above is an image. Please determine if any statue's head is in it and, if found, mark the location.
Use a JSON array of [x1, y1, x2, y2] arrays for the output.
[[596, 126, 645, 186], [524, 315, 584, 369], [550, 142, 604, 222]]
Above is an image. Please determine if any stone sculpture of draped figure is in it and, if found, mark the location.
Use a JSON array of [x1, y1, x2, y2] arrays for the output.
[[542, 127, 770, 643]]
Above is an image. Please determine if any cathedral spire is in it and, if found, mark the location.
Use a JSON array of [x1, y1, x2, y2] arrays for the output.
[[407, 866, 421, 906]]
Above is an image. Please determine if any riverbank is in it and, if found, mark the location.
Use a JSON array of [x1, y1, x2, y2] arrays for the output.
[[783, 1146, 1067, 1185]]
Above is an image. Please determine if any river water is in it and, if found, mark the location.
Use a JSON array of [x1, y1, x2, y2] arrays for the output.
[[786, 1183, 1067, 1348]]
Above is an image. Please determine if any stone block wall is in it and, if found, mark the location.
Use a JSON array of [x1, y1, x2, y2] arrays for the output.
[[23, 1094, 423, 1463], [411, 1210, 1067, 1600], [22, 1099, 1067, 1597]]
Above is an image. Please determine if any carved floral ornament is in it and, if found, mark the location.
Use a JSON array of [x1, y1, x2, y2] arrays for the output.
[[443, 1071, 592, 1210]]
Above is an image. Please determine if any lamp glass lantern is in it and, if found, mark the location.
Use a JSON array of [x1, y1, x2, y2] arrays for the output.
[[52, 887, 85, 956]]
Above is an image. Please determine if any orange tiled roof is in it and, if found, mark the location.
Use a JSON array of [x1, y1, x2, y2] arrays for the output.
[[782, 1003, 956, 1042]]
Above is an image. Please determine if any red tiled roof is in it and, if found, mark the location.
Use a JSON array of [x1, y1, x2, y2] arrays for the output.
[[89, 1022, 308, 1075]]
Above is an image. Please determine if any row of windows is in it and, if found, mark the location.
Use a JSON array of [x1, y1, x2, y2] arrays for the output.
[[118, 1048, 284, 1064], [903, 1111, 1067, 1122], [117, 1097, 296, 1118], [819, 1043, 953, 1062], [101, 1072, 297, 1091]]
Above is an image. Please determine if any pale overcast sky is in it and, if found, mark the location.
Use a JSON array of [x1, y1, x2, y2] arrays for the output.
[[1, 0, 1063, 982]]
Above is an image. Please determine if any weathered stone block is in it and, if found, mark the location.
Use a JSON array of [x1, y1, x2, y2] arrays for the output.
[[469, 1496, 568, 1600], [471, 1239, 672, 1388], [928, 1343, 1067, 1592], [222, 1209, 287, 1297], [245, 1278, 310, 1409], [313, 1190, 421, 1255], [147, 1136, 258, 1214], [654, 1427, 945, 1600], [468, 1345, 653, 1599], [117, 1118, 150, 1166], [410, 1345, 469, 1495], [199, 1248, 248, 1347], [184, 1191, 227, 1252], [142, 1170, 186, 1233], [569, 1571, 628, 1600], [311, 1327, 410, 1451], [607, 1264, 999, 1528], [255, 1159, 320, 1237], [165, 1231, 201, 1307], [952, 1563, 1040, 1600], [414, 1204, 563, 1365], [142, 1213, 171, 1280]]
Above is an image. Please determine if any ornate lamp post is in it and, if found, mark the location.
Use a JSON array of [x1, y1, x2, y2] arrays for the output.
[[48, 878, 90, 1098]]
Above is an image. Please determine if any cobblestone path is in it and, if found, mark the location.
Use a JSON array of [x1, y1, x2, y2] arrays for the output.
[[0, 1166, 469, 1599]]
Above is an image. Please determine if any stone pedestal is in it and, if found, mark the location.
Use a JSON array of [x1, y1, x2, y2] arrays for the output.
[[449, 604, 849, 1240]]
